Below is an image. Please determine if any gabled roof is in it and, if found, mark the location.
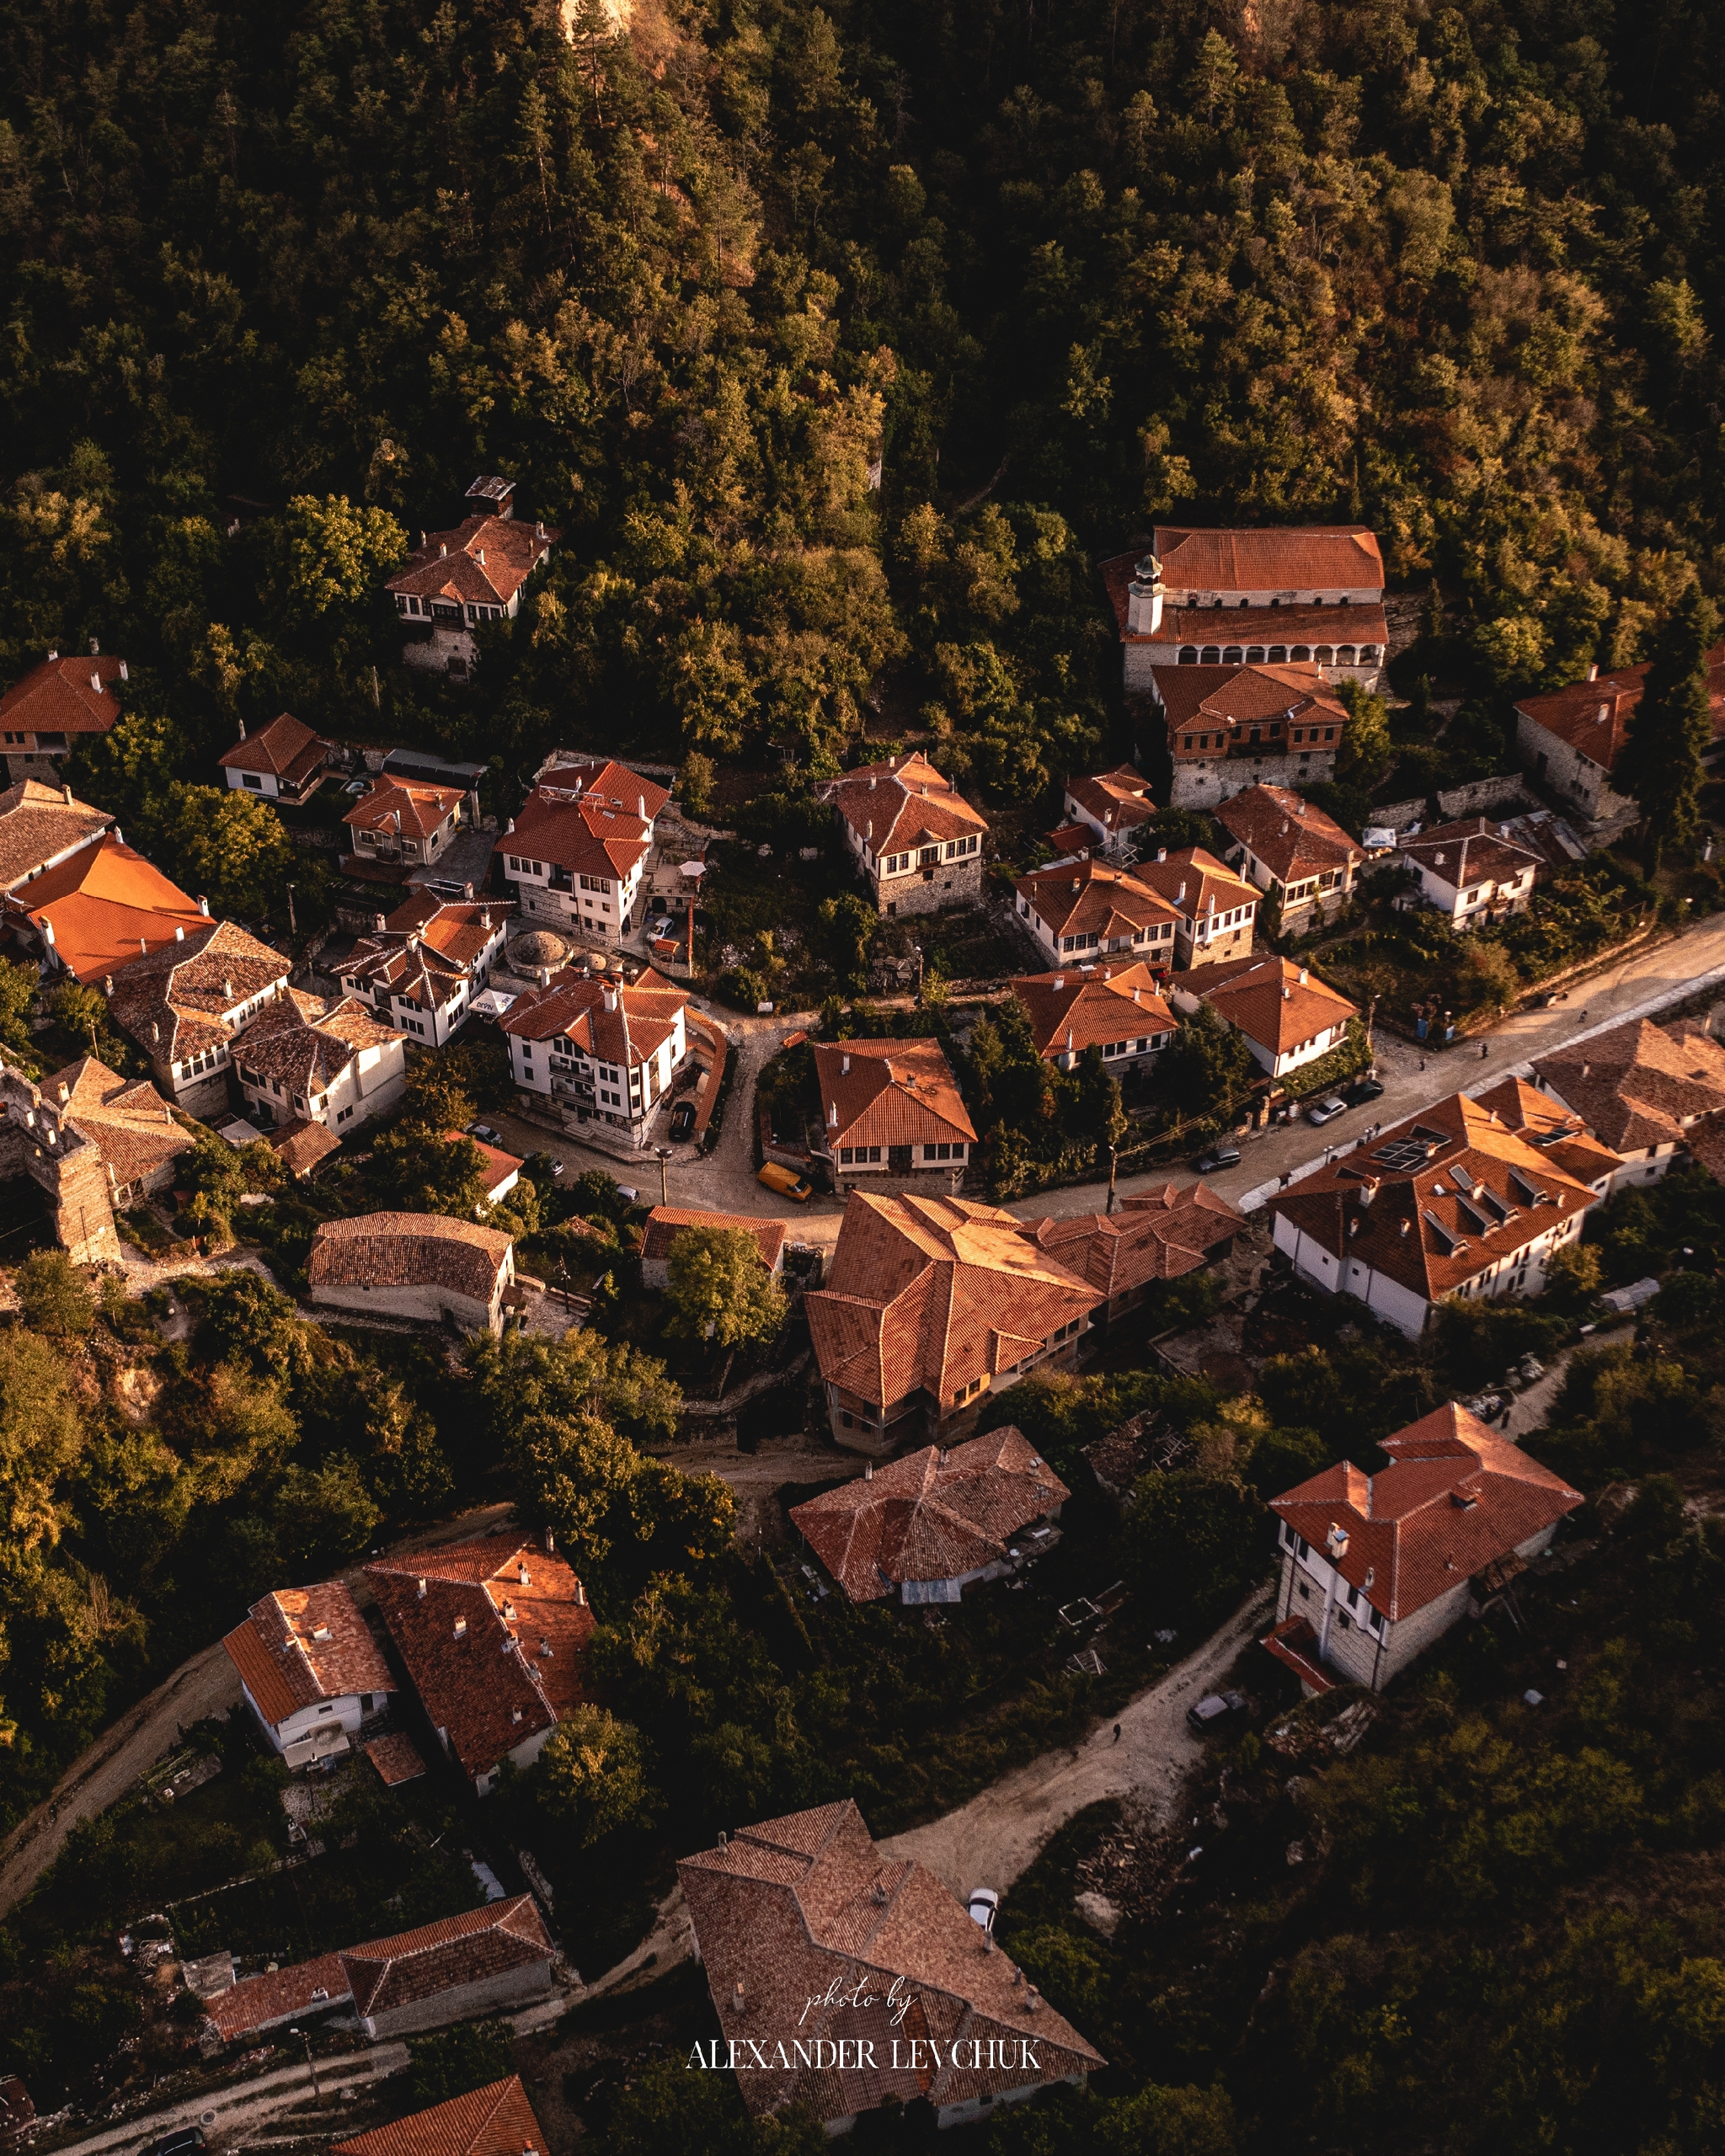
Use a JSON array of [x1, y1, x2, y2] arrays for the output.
[[1471, 1075, 1625, 1191], [221, 1580, 395, 1728], [497, 969, 685, 1069], [532, 755, 670, 822], [1399, 817, 1542, 893], [235, 990, 402, 1097], [217, 712, 328, 786], [1514, 646, 1725, 772], [341, 898, 506, 1011], [1100, 555, 1388, 652], [8, 833, 207, 983], [1064, 766, 1156, 834], [1214, 783, 1361, 884], [343, 778, 466, 841], [679, 1800, 1101, 2127], [309, 1213, 513, 1305], [1188, 953, 1357, 1056], [813, 1037, 977, 1151], [821, 753, 989, 856], [387, 514, 557, 607], [1021, 1182, 1242, 1299], [1130, 846, 1258, 925], [107, 917, 291, 1064], [1154, 664, 1354, 762], [0, 779, 113, 892], [805, 1193, 1098, 1414], [1532, 1016, 1725, 1155], [1268, 1091, 1601, 1303], [365, 1538, 593, 1780], [1010, 961, 1178, 1060], [499, 788, 650, 883], [268, 1116, 344, 1177], [0, 653, 126, 736], [1014, 858, 1179, 942], [38, 1055, 194, 1187], [1152, 525, 1385, 594], [791, 1427, 1070, 1602], [334, 2078, 547, 2156], [641, 1206, 787, 1272], [1269, 1402, 1582, 1622]]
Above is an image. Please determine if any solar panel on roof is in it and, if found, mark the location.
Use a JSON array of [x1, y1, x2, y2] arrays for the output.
[[1372, 1139, 1430, 1170]]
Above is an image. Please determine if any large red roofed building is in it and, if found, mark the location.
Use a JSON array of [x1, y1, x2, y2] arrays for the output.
[[0, 648, 128, 781], [1514, 647, 1725, 825], [499, 967, 689, 1139], [4, 831, 208, 985], [1151, 662, 1353, 809], [1014, 857, 1180, 971], [806, 1192, 1098, 1451], [1017, 1182, 1243, 1325], [1010, 960, 1176, 1074], [309, 1212, 515, 1336], [791, 1428, 1070, 1604], [820, 753, 988, 917], [387, 477, 558, 681], [498, 787, 651, 945], [366, 1535, 594, 1796], [1102, 526, 1386, 695], [678, 1800, 1102, 2134], [1214, 782, 1362, 921], [814, 1037, 977, 1190], [1263, 1402, 1582, 1692], [1171, 953, 1358, 1080], [333, 2077, 547, 2156], [339, 893, 510, 1048], [222, 1581, 395, 1769], [1531, 1015, 1725, 1189], [1268, 1091, 1608, 1337]]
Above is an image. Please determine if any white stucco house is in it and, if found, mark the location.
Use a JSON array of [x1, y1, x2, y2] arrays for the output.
[[222, 1582, 395, 1769]]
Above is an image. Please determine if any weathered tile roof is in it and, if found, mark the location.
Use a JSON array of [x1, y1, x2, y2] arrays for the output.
[[1010, 961, 1176, 1060], [1130, 847, 1259, 926], [1532, 1016, 1725, 1156], [1471, 1075, 1625, 1191], [1269, 1091, 1601, 1304], [791, 1428, 1070, 1603], [1514, 646, 1725, 772], [814, 1038, 977, 1153], [497, 969, 685, 1069], [364, 1732, 427, 1788], [499, 789, 651, 883], [344, 778, 466, 842], [107, 917, 291, 1064], [1152, 525, 1385, 594], [1153, 664, 1354, 766], [221, 1580, 395, 1728], [1064, 766, 1156, 835], [1269, 1402, 1582, 1622], [679, 1800, 1102, 2127], [641, 1206, 787, 1271], [235, 990, 402, 1096], [40, 1055, 193, 1187], [0, 653, 127, 735], [1214, 782, 1361, 885], [0, 779, 113, 891], [333, 2077, 546, 2156], [820, 752, 989, 856], [217, 712, 328, 787], [387, 515, 557, 608], [1189, 954, 1357, 1058], [342, 898, 505, 1011], [533, 755, 670, 822], [9, 833, 206, 983], [365, 1537, 593, 1781], [309, 1214, 513, 1305], [1014, 858, 1179, 943], [1022, 1182, 1242, 1299], [1398, 817, 1542, 894], [204, 1952, 350, 2041], [267, 1117, 344, 1177], [806, 1193, 1098, 1415]]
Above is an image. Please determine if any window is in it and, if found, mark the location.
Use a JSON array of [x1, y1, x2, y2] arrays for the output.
[[579, 873, 608, 892], [242, 771, 263, 789], [336, 1105, 354, 1124]]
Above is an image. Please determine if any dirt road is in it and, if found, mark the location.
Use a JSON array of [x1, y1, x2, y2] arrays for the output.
[[879, 1586, 1274, 1899]]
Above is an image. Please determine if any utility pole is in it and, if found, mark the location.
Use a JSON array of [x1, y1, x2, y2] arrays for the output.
[[286, 883, 297, 937], [654, 1145, 671, 1206], [289, 2027, 322, 2105], [1107, 1144, 1119, 1214]]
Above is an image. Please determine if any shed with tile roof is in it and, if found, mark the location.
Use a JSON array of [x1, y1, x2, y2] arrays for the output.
[[309, 1213, 515, 1335]]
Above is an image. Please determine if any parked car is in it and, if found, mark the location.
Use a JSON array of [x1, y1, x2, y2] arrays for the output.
[[1518, 1356, 1546, 1385], [467, 1122, 502, 1145], [1186, 1690, 1247, 1734], [1464, 1393, 1506, 1421], [144, 2132, 207, 2156], [1195, 1145, 1242, 1173], [758, 1161, 814, 1202], [1306, 1094, 1348, 1126], [967, 1887, 1000, 1935], [668, 1100, 697, 1140], [1344, 1075, 1385, 1106]]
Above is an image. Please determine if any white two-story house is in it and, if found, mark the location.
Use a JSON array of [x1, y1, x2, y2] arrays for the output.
[[339, 894, 510, 1047], [233, 990, 407, 1136], [222, 1581, 396, 1769], [1396, 818, 1542, 927], [499, 785, 652, 946], [499, 968, 689, 1141], [820, 753, 988, 917]]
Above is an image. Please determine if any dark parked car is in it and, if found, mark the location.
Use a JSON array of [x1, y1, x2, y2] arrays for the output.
[[1195, 1145, 1242, 1173], [1186, 1690, 1247, 1734], [668, 1100, 697, 1141], [1344, 1075, 1386, 1106]]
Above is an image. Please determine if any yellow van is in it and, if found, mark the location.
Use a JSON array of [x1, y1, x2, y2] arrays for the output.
[[758, 1161, 814, 1203]]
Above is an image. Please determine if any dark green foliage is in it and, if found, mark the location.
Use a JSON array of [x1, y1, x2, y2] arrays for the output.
[[1121, 1470, 1265, 1627], [406, 2020, 515, 2107], [1158, 1005, 1254, 1125], [1616, 584, 1720, 865]]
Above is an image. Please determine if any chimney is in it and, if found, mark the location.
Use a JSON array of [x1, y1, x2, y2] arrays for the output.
[[373, 913, 387, 932], [439, 542, 447, 557], [89, 637, 99, 655], [453, 1617, 467, 1639], [199, 895, 210, 915], [238, 716, 247, 739], [1587, 663, 1599, 681], [1065, 1027, 1075, 1052], [90, 672, 102, 692], [545, 1528, 555, 1552], [62, 784, 72, 803], [1595, 703, 1609, 723], [119, 660, 127, 680], [518, 1563, 531, 1585], [732, 1982, 747, 2015], [103, 975, 113, 995], [1359, 1181, 1375, 1207], [223, 977, 234, 999], [477, 547, 485, 563], [868, 775, 877, 790], [1326, 1522, 1349, 1559], [1400, 1217, 1411, 1235], [1025, 1987, 1042, 2015], [1581, 1062, 1589, 1080], [828, 1102, 838, 1127], [1177, 881, 1187, 904], [602, 984, 617, 1011], [57, 1082, 68, 1103], [1298, 967, 1308, 985], [1132, 985, 1140, 1004], [174, 924, 184, 942], [1282, 985, 1291, 1001], [863, 1460, 873, 1481], [416, 1577, 427, 1598], [1156, 848, 1167, 862], [47, 648, 57, 661], [638, 795, 646, 818]]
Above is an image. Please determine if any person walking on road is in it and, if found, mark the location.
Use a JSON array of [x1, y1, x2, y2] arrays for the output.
[[1113, 1723, 1123, 1744]]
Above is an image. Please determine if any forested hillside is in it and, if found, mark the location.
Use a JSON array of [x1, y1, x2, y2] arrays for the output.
[[3, 0, 1722, 808]]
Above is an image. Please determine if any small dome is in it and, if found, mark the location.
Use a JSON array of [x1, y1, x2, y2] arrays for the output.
[[512, 930, 568, 969]]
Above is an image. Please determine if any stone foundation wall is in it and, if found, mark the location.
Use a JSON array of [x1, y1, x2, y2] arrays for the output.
[[878, 857, 985, 917]]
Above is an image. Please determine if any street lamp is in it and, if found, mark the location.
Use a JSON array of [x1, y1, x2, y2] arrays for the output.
[[911, 943, 924, 1001], [654, 1145, 672, 1206], [1107, 1144, 1119, 1215], [288, 2027, 322, 2104], [286, 883, 297, 937]]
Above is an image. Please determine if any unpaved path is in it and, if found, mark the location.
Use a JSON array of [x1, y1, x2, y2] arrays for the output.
[[879, 1587, 1273, 1899]]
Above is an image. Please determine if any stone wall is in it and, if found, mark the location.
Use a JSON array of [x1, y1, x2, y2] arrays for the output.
[[1434, 775, 1534, 820], [0, 1068, 122, 1265], [879, 855, 985, 918], [360, 1958, 553, 2039]]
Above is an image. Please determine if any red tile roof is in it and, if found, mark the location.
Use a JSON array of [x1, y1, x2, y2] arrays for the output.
[[107, 916, 291, 1064], [1022, 1182, 1242, 1298], [267, 1118, 344, 1177], [1010, 962, 1177, 1061], [1213, 783, 1361, 885], [1100, 554, 1387, 652], [365, 1732, 427, 1787], [1187, 953, 1357, 1058], [641, 1206, 787, 1271], [499, 789, 650, 883], [1532, 1017, 1725, 1155], [0, 653, 126, 736], [205, 1952, 350, 2041], [1151, 525, 1384, 594], [40, 1055, 195, 1188], [8, 833, 206, 983], [387, 515, 557, 608], [1398, 817, 1542, 894], [334, 2077, 546, 2156], [1471, 1075, 1625, 1191], [221, 1580, 395, 1728], [1514, 646, 1725, 772], [1269, 1402, 1582, 1621], [0, 779, 112, 891], [1269, 1091, 1602, 1304], [814, 1038, 977, 1154], [792, 1428, 1070, 1602], [1014, 858, 1179, 943], [217, 712, 328, 787], [342, 897, 508, 1011], [364, 1538, 593, 1781], [679, 1801, 1101, 2128], [498, 969, 685, 1070], [236, 989, 403, 1097], [309, 1213, 513, 1305], [821, 754, 989, 856], [344, 778, 466, 842], [806, 1193, 1098, 1416], [1130, 847, 1258, 926], [1063, 766, 1156, 835], [533, 756, 670, 822], [1154, 664, 1353, 763]]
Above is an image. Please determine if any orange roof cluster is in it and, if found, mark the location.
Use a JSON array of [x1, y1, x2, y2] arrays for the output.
[[342, 894, 508, 1011], [679, 1801, 1102, 2129], [1269, 1402, 1582, 1621], [791, 1428, 1069, 1603], [1532, 1016, 1725, 1155], [0, 778, 113, 891], [1269, 1091, 1602, 1303], [1020, 1182, 1242, 1299], [1514, 646, 1725, 772], [387, 515, 557, 609], [365, 1537, 594, 1782], [501, 787, 651, 883], [814, 1037, 977, 1154], [0, 652, 127, 736], [334, 2078, 546, 2156], [641, 1205, 787, 1271], [343, 777, 466, 841], [822, 752, 989, 855], [1015, 857, 1179, 943], [1010, 961, 1177, 1061], [499, 966, 685, 1069], [806, 1193, 1098, 1416], [1214, 783, 1361, 885], [106, 917, 291, 1064], [221, 1581, 394, 1728], [8, 832, 208, 983], [217, 712, 328, 787], [1471, 1075, 1624, 1192], [1189, 953, 1357, 1057], [1131, 846, 1258, 926]]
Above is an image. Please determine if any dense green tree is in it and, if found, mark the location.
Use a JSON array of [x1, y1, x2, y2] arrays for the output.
[[13, 1252, 93, 1342], [1158, 1005, 1253, 1123], [1616, 584, 1721, 867], [533, 1703, 660, 1846], [663, 1226, 788, 1351]]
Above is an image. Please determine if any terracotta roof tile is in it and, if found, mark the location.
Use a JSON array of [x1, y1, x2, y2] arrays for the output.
[[814, 1038, 976, 1154], [0, 654, 126, 736], [1153, 664, 1354, 764], [1130, 847, 1259, 925], [1214, 783, 1361, 884], [1014, 858, 1179, 943], [1023, 1182, 1242, 1298], [334, 2077, 545, 2156], [1471, 1075, 1625, 1189], [221, 1581, 394, 1728], [1063, 766, 1156, 835], [235, 990, 402, 1097], [1514, 646, 1725, 771], [1531, 1017, 1725, 1155], [499, 791, 650, 883], [820, 754, 989, 856], [498, 969, 685, 1070], [533, 756, 670, 821], [0, 779, 113, 891], [340, 1897, 552, 2020], [7, 833, 206, 983], [107, 918, 292, 1065], [217, 712, 328, 786], [1187, 953, 1357, 1057], [365, 1732, 427, 1787], [387, 515, 556, 609], [38, 1055, 195, 1187], [641, 1207, 787, 1270], [205, 1952, 351, 2040], [1010, 962, 1177, 1060], [309, 1214, 513, 1305], [344, 779, 466, 842], [1152, 525, 1384, 593], [1269, 1402, 1582, 1621], [267, 1117, 344, 1177], [1399, 817, 1542, 892]]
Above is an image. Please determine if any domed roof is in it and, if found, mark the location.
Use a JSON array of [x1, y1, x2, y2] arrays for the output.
[[512, 929, 568, 969]]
